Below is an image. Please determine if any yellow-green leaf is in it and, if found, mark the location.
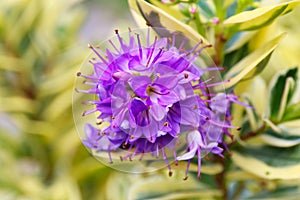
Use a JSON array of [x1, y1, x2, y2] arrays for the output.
[[232, 145, 300, 179], [224, 1, 300, 31], [261, 134, 300, 148], [260, 126, 300, 147], [148, 0, 186, 21], [128, 176, 221, 200], [128, 0, 211, 49], [278, 119, 300, 137], [225, 31, 257, 53], [221, 33, 285, 89]]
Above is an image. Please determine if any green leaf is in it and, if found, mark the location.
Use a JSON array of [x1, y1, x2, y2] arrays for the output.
[[148, 0, 186, 21], [268, 67, 298, 122], [220, 33, 285, 89], [128, 0, 210, 48], [242, 94, 260, 131], [278, 119, 300, 137], [247, 186, 300, 200], [224, 1, 300, 31], [282, 102, 300, 121], [225, 31, 257, 53], [232, 145, 300, 179], [128, 177, 222, 200], [197, 0, 215, 19], [261, 128, 300, 148]]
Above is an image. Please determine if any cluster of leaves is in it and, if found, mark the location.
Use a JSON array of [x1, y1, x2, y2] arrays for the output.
[[121, 0, 300, 199], [1, 0, 300, 199], [0, 0, 117, 199]]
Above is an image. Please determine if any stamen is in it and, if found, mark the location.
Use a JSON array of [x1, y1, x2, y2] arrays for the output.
[[172, 34, 176, 47], [189, 44, 213, 63], [146, 36, 157, 67], [82, 108, 98, 116], [173, 149, 178, 166], [184, 159, 191, 180], [82, 100, 97, 105], [147, 26, 150, 46], [123, 144, 134, 160], [145, 110, 153, 142], [75, 88, 97, 94], [179, 44, 212, 73], [76, 72, 98, 81], [139, 150, 145, 161], [151, 47, 164, 64], [88, 43, 109, 65], [167, 37, 171, 49], [223, 128, 234, 141], [149, 87, 170, 95], [196, 80, 230, 88], [115, 29, 125, 49], [189, 39, 203, 54], [96, 119, 103, 125], [108, 150, 113, 164], [136, 34, 143, 59], [227, 94, 254, 108], [179, 37, 186, 51], [208, 119, 238, 129], [197, 147, 201, 179], [161, 147, 172, 177], [83, 81, 97, 86], [109, 39, 121, 53]]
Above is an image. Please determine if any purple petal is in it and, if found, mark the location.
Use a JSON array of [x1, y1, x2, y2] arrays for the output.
[[93, 62, 112, 81], [157, 91, 180, 106], [177, 145, 197, 160], [149, 103, 166, 121], [210, 93, 229, 113], [128, 76, 151, 98], [84, 123, 99, 140], [154, 75, 178, 90]]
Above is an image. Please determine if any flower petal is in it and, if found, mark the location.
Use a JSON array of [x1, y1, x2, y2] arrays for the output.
[[177, 145, 197, 161], [128, 76, 151, 98], [149, 103, 166, 121]]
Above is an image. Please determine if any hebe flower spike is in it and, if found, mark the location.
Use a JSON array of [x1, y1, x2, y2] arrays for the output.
[[73, 27, 244, 177]]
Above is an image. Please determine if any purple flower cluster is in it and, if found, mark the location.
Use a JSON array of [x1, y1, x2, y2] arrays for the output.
[[76, 29, 244, 179]]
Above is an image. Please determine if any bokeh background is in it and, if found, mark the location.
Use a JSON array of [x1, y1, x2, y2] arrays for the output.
[[0, 0, 300, 199]]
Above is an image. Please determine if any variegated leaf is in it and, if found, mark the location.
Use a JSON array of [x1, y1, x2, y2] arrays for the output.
[[224, 1, 300, 31]]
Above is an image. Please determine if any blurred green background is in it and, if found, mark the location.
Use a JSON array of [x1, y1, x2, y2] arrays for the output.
[[0, 0, 134, 199], [1, 0, 300, 199]]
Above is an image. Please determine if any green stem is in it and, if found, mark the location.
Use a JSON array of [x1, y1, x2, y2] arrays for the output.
[[213, 32, 226, 66], [232, 181, 245, 200], [215, 155, 228, 200], [193, 11, 206, 38], [239, 125, 266, 141]]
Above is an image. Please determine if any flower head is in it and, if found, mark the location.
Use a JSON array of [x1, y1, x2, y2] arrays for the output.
[[76, 28, 246, 178]]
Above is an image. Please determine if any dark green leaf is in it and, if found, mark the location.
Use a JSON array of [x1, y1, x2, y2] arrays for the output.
[[261, 128, 300, 147], [235, 144, 300, 167], [269, 67, 298, 122], [223, 43, 249, 71]]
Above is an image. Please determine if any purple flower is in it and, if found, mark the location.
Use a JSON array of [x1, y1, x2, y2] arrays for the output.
[[76, 28, 247, 178]]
